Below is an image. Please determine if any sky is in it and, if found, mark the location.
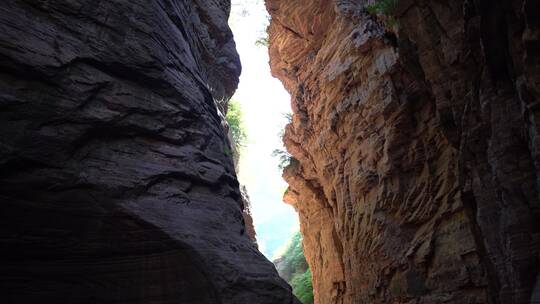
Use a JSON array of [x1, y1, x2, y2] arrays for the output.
[[229, 0, 299, 259]]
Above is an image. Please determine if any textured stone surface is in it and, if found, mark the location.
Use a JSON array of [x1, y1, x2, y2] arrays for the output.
[[241, 185, 258, 245], [267, 0, 540, 303], [0, 0, 298, 303]]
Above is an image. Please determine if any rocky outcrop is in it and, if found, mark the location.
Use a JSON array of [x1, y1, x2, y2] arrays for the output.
[[267, 0, 539, 303], [241, 185, 258, 245], [0, 0, 298, 303]]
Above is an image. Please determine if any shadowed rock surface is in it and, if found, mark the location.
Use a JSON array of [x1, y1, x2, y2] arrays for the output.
[[0, 0, 298, 303], [267, 0, 539, 303]]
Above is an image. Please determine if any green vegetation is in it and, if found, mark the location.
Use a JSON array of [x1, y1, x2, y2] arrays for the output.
[[274, 232, 314, 304], [223, 147, 233, 157], [366, 0, 398, 16], [280, 232, 306, 273], [255, 15, 271, 47], [366, 0, 399, 28], [273, 112, 296, 171], [226, 99, 247, 152], [255, 37, 269, 47], [277, 112, 292, 140], [271, 149, 298, 171], [283, 112, 293, 123], [291, 269, 314, 304]]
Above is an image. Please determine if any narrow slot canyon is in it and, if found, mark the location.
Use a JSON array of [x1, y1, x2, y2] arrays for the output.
[[0, 1, 539, 304]]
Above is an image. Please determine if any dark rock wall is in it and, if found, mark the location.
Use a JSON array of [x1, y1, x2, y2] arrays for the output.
[[398, 1, 540, 303], [0, 1, 297, 303], [267, 0, 539, 303]]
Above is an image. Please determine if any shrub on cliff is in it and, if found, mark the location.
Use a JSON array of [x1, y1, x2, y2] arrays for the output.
[[255, 37, 269, 47], [273, 232, 314, 304], [366, 0, 399, 28], [271, 149, 298, 171], [366, 0, 397, 16], [226, 99, 247, 152], [273, 112, 297, 171]]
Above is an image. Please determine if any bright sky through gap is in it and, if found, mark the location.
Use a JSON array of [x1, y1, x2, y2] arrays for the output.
[[229, 0, 299, 259]]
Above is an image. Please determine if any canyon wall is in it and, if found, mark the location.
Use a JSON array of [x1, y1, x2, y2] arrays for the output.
[[267, 0, 540, 303], [0, 0, 298, 303]]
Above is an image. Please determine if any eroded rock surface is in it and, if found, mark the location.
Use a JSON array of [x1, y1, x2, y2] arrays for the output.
[[0, 1, 298, 303], [267, 0, 539, 303]]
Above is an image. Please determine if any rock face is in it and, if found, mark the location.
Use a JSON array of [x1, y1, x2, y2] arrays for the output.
[[267, 0, 540, 303], [241, 185, 258, 245], [0, 1, 298, 303]]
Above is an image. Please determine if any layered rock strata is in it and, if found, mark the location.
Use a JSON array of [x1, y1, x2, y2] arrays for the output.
[[0, 0, 297, 303], [267, 0, 539, 303]]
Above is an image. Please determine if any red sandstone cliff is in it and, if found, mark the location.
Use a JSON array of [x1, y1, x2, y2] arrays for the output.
[[267, 0, 540, 303]]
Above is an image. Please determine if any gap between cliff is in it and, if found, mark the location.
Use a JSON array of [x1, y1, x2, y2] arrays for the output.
[[227, 1, 314, 303]]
